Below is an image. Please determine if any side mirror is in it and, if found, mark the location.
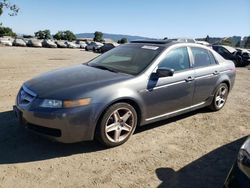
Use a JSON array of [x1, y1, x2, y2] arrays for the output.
[[156, 68, 174, 77]]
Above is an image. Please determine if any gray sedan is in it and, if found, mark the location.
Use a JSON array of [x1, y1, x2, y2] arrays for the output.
[[14, 40, 236, 147]]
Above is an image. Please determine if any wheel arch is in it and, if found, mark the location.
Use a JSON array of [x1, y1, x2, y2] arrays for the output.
[[93, 97, 144, 139]]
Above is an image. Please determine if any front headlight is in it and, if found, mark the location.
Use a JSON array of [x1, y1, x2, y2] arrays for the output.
[[237, 137, 250, 178], [39, 98, 91, 108], [40, 99, 63, 108]]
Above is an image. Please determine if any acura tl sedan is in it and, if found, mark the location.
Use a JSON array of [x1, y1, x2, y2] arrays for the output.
[[13, 40, 236, 147]]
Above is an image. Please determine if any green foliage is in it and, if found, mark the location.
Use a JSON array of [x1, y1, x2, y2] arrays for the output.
[[93, 31, 104, 42], [0, 26, 16, 37], [118, 38, 128, 44], [53, 30, 76, 41], [244, 36, 250, 48], [34, 29, 51, 39], [0, 0, 19, 16]]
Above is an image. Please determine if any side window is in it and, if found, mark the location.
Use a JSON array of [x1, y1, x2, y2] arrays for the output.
[[191, 47, 215, 68], [158, 47, 190, 72]]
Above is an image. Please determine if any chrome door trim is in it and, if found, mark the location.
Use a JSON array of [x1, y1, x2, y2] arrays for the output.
[[145, 101, 206, 121]]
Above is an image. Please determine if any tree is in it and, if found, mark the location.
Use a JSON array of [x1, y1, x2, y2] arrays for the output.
[[0, 26, 16, 37], [205, 35, 210, 42], [0, 0, 19, 16], [0, 0, 19, 26], [118, 38, 128, 44], [34, 29, 51, 39], [93, 31, 104, 42], [53, 30, 76, 41], [244, 36, 250, 48]]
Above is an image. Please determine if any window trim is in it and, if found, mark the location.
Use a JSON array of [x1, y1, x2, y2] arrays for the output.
[[155, 46, 192, 74]]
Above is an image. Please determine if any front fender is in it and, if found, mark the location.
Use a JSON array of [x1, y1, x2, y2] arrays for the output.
[[87, 87, 146, 140]]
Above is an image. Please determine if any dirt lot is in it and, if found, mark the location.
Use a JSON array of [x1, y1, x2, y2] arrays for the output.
[[0, 46, 249, 188]]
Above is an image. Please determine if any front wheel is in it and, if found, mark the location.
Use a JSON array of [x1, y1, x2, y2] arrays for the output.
[[209, 83, 229, 111], [96, 103, 137, 147]]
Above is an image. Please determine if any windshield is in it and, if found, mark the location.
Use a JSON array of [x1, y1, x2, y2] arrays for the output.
[[88, 44, 162, 75]]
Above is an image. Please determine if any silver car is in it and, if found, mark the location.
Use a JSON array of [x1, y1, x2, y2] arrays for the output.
[[14, 40, 236, 147]]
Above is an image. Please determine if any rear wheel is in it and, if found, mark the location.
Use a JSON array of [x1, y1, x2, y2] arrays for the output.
[[96, 103, 137, 147], [209, 83, 229, 111]]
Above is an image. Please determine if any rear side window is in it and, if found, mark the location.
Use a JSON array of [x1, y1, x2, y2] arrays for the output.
[[158, 47, 190, 72], [191, 47, 216, 68]]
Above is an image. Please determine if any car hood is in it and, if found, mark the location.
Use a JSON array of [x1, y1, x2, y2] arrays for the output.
[[24, 64, 133, 99]]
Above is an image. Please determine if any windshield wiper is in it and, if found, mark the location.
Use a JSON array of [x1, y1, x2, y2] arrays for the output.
[[90, 64, 118, 73]]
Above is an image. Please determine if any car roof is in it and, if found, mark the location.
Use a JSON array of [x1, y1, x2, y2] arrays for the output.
[[130, 39, 183, 48], [130, 39, 212, 50]]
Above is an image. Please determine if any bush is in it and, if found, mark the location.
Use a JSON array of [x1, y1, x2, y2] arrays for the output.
[[118, 38, 128, 44], [93, 31, 104, 42], [53, 30, 76, 41], [34, 29, 51, 39], [0, 26, 16, 37]]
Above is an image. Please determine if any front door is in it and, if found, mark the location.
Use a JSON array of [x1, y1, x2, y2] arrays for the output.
[[142, 47, 195, 120]]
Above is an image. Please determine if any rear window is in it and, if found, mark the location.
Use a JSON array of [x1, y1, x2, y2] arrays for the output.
[[191, 47, 216, 68]]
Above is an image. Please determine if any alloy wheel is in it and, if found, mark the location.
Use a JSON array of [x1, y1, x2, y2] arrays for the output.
[[215, 85, 228, 109], [105, 108, 135, 143]]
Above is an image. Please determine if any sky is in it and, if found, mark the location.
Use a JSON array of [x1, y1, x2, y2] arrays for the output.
[[0, 0, 250, 39]]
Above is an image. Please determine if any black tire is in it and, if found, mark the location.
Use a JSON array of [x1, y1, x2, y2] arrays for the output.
[[209, 83, 229, 111], [96, 103, 137, 147]]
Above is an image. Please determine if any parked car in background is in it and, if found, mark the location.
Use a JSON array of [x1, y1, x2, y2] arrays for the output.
[[78, 41, 87, 49], [172, 38, 196, 43], [97, 42, 119, 53], [13, 38, 26, 47], [224, 136, 250, 188], [42, 39, 57, 48], [85, 41, 104, 51], [27, 39, 42, 48], [196, 41, 210, 47], [0, 37, 13, 46], [212, 45, 243, 67], [14, 40, 236, 147], [65, 41, 77, 48], [55, 41, 67, 48], [236, 48, 250, 65]]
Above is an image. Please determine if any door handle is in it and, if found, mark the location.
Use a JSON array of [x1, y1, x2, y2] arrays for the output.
[[185, 76, 194, 82], [213, 70, 220, 75]]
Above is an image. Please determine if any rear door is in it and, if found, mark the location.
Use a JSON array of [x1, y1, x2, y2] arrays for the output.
[[190, 47, 220, 104]]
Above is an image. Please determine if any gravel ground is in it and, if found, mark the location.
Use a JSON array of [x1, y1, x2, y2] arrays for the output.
[[0, 47, 249, 188]]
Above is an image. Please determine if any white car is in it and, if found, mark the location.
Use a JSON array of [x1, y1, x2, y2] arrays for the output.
[[85, 41, 104, 51], [0, 37, 13, 46]]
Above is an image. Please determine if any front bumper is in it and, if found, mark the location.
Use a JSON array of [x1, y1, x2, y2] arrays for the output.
[[13, 104, 97, 143]]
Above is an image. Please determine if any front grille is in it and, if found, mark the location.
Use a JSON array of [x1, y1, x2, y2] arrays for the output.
[[18, 85, 37, 106]]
